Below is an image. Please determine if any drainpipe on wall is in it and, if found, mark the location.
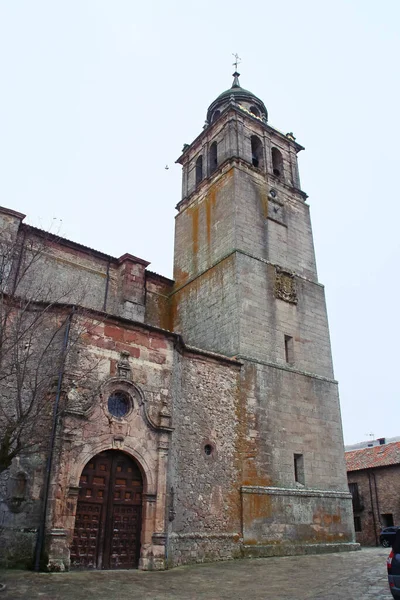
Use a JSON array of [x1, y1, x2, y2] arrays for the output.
[[372, 471, 381, 527], [368, 471, 379, 546], [34, 309, 75, 571]]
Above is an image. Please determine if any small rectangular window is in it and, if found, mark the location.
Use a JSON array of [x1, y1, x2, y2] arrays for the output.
[[294, 453, 305, 485], [382, 513, 394, 527], [348, 482, 358, 497], [354, 516, 362, 532], [284, 335, 294, 364]]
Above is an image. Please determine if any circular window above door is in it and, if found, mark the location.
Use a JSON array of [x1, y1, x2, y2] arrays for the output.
[[107, 392, 131, 418]]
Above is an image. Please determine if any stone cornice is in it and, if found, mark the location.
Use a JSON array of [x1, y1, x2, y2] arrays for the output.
[[176, 157, 307, 212], [171, 249, 323, 297], [236, 355, 337, 384], [241, 486, 351, 499]]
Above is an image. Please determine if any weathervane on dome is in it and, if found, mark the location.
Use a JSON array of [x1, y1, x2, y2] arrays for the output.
[[232, 53, 241, 71], [231, 53, 241, 88]]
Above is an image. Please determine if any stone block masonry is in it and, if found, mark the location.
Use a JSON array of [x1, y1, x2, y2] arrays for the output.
[[173, 73, 355, 561], [0, 71, 356, 571]]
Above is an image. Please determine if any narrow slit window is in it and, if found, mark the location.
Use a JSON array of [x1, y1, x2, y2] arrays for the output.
[[284, 335, 294, 364], [195, 155, 203, 186], [294, 453, 305, 485], [209, 142, 218, 174]]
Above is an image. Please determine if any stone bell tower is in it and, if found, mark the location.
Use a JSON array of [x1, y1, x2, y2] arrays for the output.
[[172, 72, 356, 554]]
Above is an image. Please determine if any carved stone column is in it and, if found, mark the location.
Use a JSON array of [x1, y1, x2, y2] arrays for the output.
[[139, 493, 157, 570], [148, 435, 170, 570]]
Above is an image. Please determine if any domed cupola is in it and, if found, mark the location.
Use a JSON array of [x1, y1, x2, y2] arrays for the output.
[[206, 72, 268, 125]]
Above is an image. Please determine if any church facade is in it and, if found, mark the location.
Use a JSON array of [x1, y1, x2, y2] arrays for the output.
[[0, 74, 357, 571]]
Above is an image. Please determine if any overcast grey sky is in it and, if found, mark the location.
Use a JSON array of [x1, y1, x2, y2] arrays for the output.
[[0, 1, 399, 445]]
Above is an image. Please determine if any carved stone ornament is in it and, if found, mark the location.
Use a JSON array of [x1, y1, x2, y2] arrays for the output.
[[65, 380, 95, 415], [6, 468, 28, 513], [274, 267, 297, 304], [117, 351, 132, 380], [112, 435, 125, 450], [158, 399, 172, 429]]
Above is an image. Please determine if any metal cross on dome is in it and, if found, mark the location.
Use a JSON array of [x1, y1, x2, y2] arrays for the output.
[[232, 53, 241, 71]]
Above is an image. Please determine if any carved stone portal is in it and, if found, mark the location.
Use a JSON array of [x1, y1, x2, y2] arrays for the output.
[[274, 267, 297, 304]]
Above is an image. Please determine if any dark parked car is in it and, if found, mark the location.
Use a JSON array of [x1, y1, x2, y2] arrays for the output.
[[387, 531, 400, 598], [381, 527, 400, 547]]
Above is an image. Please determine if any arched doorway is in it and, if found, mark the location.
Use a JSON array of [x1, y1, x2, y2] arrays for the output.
[[70, 450, 143, 569]]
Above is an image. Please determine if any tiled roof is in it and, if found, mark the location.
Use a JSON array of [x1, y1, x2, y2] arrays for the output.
[[346, 441, 400, 472]]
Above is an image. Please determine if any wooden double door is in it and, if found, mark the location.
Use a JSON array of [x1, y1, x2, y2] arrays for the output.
[[70, 450, 143, 569]]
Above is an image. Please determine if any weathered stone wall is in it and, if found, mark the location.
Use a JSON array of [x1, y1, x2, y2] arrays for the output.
[[11, 227, 115, 314], [0, 453, 45, 568], [173, 147, 323, 368], [0, 307, 69, 568], [167, 351, 242, 566], [19, 235, 150, 322], [238, 362, 348, 492], [172, 243, 334, 379], [172, 100, 355, 560], [0, 77, 355, 570], [230, 360, 355, 552], [145, 272, 173, 331], [172, 254, 239, 356], [45, 314, 176, 571], [173, 166, 237, 289], [0, 206, 172, 329], [164, 346, 353, 567], [0, 300, 248, 570], [0, 306, 177, 570], [168, 532, 241, 567], [0, 207, 25, 243], [233, 166, 317, 280], [347, 466, 400, 546], [175, 143, 311, 293], [236, 256, 334, 377], [241, 487, 354, 551]]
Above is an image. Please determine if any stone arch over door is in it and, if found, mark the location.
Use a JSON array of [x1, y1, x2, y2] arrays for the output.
[[70, 450, 144, 569]]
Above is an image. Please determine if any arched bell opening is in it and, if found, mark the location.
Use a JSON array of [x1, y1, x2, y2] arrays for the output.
[[271, 146, 284, 179], [209, 141, 218, 174], [195, 154, 203, 186], [70, 450, 144, 570], [250, 135, 264, 169]]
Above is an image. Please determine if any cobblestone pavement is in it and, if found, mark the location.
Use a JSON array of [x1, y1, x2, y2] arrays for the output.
[[0, 547, 393, 600]]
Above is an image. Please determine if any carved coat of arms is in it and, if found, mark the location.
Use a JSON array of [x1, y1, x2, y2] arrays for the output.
[[274, 267, 297, 304]]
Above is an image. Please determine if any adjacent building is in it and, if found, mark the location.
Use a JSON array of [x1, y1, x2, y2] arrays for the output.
[[346, 440, 400, 545]]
